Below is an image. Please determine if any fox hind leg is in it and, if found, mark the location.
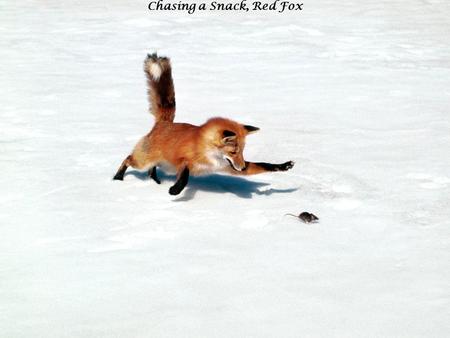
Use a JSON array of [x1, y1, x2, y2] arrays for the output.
[[113, 155, 132, 180]]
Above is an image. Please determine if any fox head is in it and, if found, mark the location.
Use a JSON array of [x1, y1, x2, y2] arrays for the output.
[[203, 118, 259, 172], [220, 125, 259, 171]]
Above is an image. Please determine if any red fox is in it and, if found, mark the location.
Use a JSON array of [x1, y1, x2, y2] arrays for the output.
[[113, 53, 294, 195]]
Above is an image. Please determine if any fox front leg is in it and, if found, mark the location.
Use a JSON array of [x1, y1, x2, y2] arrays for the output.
[[148, 167, 161, 184], [231, 161, 294, 175], [248, 161, 294, 173], [169, 166, 190, 195]]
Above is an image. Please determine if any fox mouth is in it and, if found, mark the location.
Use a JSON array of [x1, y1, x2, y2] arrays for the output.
[[226, 158, 243, 172]]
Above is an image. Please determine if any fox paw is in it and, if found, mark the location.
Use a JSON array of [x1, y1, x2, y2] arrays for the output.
[[113, 173, 124, 181], [277, 161, 295, 171], [169, 185, 182, 195]]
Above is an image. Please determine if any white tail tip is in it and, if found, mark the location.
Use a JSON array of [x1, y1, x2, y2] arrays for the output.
[[149, 63, 162, 81]]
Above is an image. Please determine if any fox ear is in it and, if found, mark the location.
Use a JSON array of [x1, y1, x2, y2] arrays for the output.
[[244, 125, 259, 134], [222, 130, 236, 144]]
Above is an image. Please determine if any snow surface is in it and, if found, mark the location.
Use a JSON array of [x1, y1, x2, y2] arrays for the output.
[[1, 0, 450, 337]]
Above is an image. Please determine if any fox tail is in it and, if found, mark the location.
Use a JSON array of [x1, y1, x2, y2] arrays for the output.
[[143, 53, 176, 122]]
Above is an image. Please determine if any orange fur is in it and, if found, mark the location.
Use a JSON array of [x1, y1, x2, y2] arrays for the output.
[[128, 118, 251, 176]]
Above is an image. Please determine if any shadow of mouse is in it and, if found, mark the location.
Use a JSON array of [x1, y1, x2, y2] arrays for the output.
[[125, 169, 298, 202]]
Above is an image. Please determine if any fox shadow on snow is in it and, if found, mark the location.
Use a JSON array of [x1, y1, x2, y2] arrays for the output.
[[126, 169, 298, 202]]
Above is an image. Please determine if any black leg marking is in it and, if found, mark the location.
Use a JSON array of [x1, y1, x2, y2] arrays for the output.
[[113, 162, 129, 181], [113, 167, 127, 180], [113, 165, 127, 180], [169, 167, 189, 195], [113, 155, 132, 180], [252, 161, 295, 172], [148, 167, 161, 184]]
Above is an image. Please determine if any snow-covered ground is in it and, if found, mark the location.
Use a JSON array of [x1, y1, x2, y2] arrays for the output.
[[1, 0, 449, 337]]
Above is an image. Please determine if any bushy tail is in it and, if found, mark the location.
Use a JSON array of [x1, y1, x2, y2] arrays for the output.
[[144, 53, 176, 122]]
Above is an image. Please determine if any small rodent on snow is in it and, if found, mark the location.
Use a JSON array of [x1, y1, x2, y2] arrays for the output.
[[285, 212, 319, 223]]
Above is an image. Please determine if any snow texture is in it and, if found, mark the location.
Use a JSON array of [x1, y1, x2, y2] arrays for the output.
[[1, 0, 450, 337]]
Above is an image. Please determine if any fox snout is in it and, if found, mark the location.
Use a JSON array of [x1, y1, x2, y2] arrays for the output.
[[224, 155, 246, 172]]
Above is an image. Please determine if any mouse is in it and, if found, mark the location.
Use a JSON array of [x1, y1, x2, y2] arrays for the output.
[[285, 212, 319, 223]]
